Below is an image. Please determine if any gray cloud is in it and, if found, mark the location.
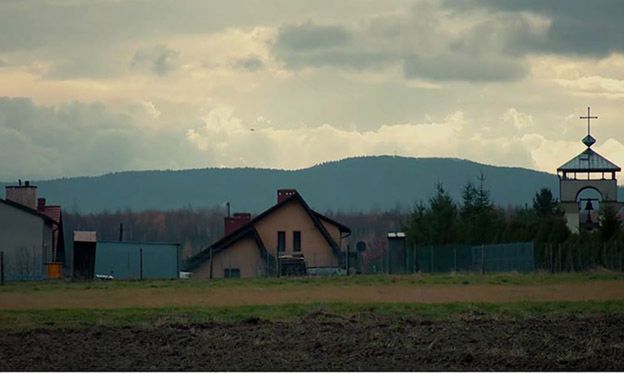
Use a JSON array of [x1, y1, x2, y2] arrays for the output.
[[276, 22, 351, 51], [403, 54, 528, 82], [448, 0, 624, 58], [233, 56, 264, 71], [0, 97, 203, 180], [272, 7, 534, 82], [0, 58, 7, 67], [131, 46, 179, 76]]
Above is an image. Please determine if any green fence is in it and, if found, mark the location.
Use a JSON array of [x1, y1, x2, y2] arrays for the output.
[[95, 241, 180, 280], [535, 242, 624, 272], [362, 242, 535, 274]]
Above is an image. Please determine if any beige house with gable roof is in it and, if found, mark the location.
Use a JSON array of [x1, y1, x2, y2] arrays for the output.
[[185, 189, 351, 278]]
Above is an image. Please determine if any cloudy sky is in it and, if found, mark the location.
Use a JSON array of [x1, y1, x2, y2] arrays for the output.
[[1, 0, 624, 181]]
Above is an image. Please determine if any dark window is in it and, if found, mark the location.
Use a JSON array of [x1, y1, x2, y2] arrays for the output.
[[293, 231, 301, 251], [224, 268, 240, 278], [277, 231, 286, 252]]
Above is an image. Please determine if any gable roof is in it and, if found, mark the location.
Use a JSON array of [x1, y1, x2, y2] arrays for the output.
[[314, 212, 351, 234], [184, 225, 268, 271], [558, 148, 621, 173], [41, 205, 62, 224], [184, 191, 350, 271], [0, 198, 56, 225]]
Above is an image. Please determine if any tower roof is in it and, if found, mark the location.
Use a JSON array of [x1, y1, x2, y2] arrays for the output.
[[557, 147, 621, 173]]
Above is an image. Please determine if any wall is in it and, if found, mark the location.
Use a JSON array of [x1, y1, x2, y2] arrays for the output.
[[0, 202, 52, 281], [194, 236, 264, 278], [560, 178, 618, 202], [254, 200, 339, 268]]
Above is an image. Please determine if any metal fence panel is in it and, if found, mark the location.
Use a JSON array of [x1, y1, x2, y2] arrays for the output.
[[472, 242, 535, 273], [94, 241, 180, 280]]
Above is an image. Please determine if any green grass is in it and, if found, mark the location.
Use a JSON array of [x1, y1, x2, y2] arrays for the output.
[[1, 300, 623, 331], [1, 271, 623, 294]]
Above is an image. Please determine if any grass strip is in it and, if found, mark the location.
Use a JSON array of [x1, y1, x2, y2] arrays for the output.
[[1, 300, 624, 331], [1, 271, 623, 293]]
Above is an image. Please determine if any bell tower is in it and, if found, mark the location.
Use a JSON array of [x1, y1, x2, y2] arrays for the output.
[[557, 107, 622, 233]]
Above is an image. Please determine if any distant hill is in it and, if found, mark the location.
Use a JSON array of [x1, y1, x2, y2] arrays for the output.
[[0, 156, 602, 214]]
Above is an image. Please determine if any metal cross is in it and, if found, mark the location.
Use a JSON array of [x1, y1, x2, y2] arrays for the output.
[[580, 106, 598, 136]]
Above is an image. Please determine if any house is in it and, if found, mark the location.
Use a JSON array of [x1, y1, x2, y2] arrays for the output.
[[185, 189, 351, 278], [0, 181, 65, 281]]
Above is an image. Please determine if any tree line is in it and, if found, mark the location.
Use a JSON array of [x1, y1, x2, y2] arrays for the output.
[[403, 173, 624, 256]]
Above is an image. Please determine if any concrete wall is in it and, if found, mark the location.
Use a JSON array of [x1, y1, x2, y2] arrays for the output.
[[194, 236, 264, 278], [0, 203, 53, 281], [560, 178, 618, 202]]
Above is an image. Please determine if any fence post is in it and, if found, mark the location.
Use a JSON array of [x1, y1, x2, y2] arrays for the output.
[[1, 251, 4, 286], [481, 245, 485, 275], [453, 247, 457, 273], [139, 247, 144, 281], [345, 244, 350, 276], [414, 246, 417, 273], [430, 245, 433, 273]]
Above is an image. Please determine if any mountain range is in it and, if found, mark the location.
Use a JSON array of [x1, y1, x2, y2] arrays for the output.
[[4, 156, 615, 214]]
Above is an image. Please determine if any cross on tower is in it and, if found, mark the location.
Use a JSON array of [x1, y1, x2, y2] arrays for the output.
[[580, 106, 598, 136]]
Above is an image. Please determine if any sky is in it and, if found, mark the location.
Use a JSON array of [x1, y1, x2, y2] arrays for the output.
[[1, 0, 624, 181]]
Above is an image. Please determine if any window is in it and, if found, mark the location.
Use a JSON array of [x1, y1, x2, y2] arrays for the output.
[[277, 231, 286, 252], [293, 231, 301, 251], [224, 268, 240, 278]]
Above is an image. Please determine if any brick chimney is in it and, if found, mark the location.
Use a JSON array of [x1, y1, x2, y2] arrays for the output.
[[5, 180, 37, 210], [224, 212, 251, 236], [37, 198, 46, 212], [277, 189, 297, 204]]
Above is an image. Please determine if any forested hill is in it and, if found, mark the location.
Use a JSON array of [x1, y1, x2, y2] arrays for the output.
[[1, 156, 576, 213]]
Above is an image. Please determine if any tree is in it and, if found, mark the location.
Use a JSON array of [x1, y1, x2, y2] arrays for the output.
[[533, 188, 558, 216], [459, 174, 501, 244], [598, 203, 622, 242], [427, 183, 459, 245]]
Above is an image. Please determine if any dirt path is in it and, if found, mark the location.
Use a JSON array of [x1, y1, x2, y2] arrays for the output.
[[1, 314, 623, 371], [2, 280, 624, 310]]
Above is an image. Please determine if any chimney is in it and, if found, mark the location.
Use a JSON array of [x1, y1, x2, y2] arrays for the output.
[[224, 212, 251, 236], [277, 189, 297, 204], [37, 198, 46, 212], [5, 180, 37, 210]]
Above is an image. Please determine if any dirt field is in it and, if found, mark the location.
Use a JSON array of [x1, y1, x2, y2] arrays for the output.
[[1, 312, 623, 371], [2, 280, 624, 310]]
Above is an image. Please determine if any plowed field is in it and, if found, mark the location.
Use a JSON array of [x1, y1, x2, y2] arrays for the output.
[[1, 313, 623, 371]]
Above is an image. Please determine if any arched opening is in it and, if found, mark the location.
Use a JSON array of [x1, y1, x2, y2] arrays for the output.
[[576, 187, 603, 231]]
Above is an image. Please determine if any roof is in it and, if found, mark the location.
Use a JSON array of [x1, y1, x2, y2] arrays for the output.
[[557, 148, 621, 173], [0, 198, 56, 225], [97, 240, 181, 246], [184, 191, 351, 271], [42, 205, 62, 224]]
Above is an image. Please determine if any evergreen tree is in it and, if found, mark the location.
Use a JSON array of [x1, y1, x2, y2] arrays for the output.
[[533, 188, 558, 216], [427, 183, 458, 244], [598, 203, 622, 242]]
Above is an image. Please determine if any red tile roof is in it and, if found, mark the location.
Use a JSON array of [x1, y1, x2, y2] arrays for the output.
[[42, 205, 61, 224]]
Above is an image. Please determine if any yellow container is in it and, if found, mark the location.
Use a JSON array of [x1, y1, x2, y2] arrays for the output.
[[46, 262, 63, 279]]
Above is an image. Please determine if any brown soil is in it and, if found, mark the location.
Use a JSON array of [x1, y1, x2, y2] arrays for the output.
[[2, 281, 624, 310], [1, 313, 624, 371]]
